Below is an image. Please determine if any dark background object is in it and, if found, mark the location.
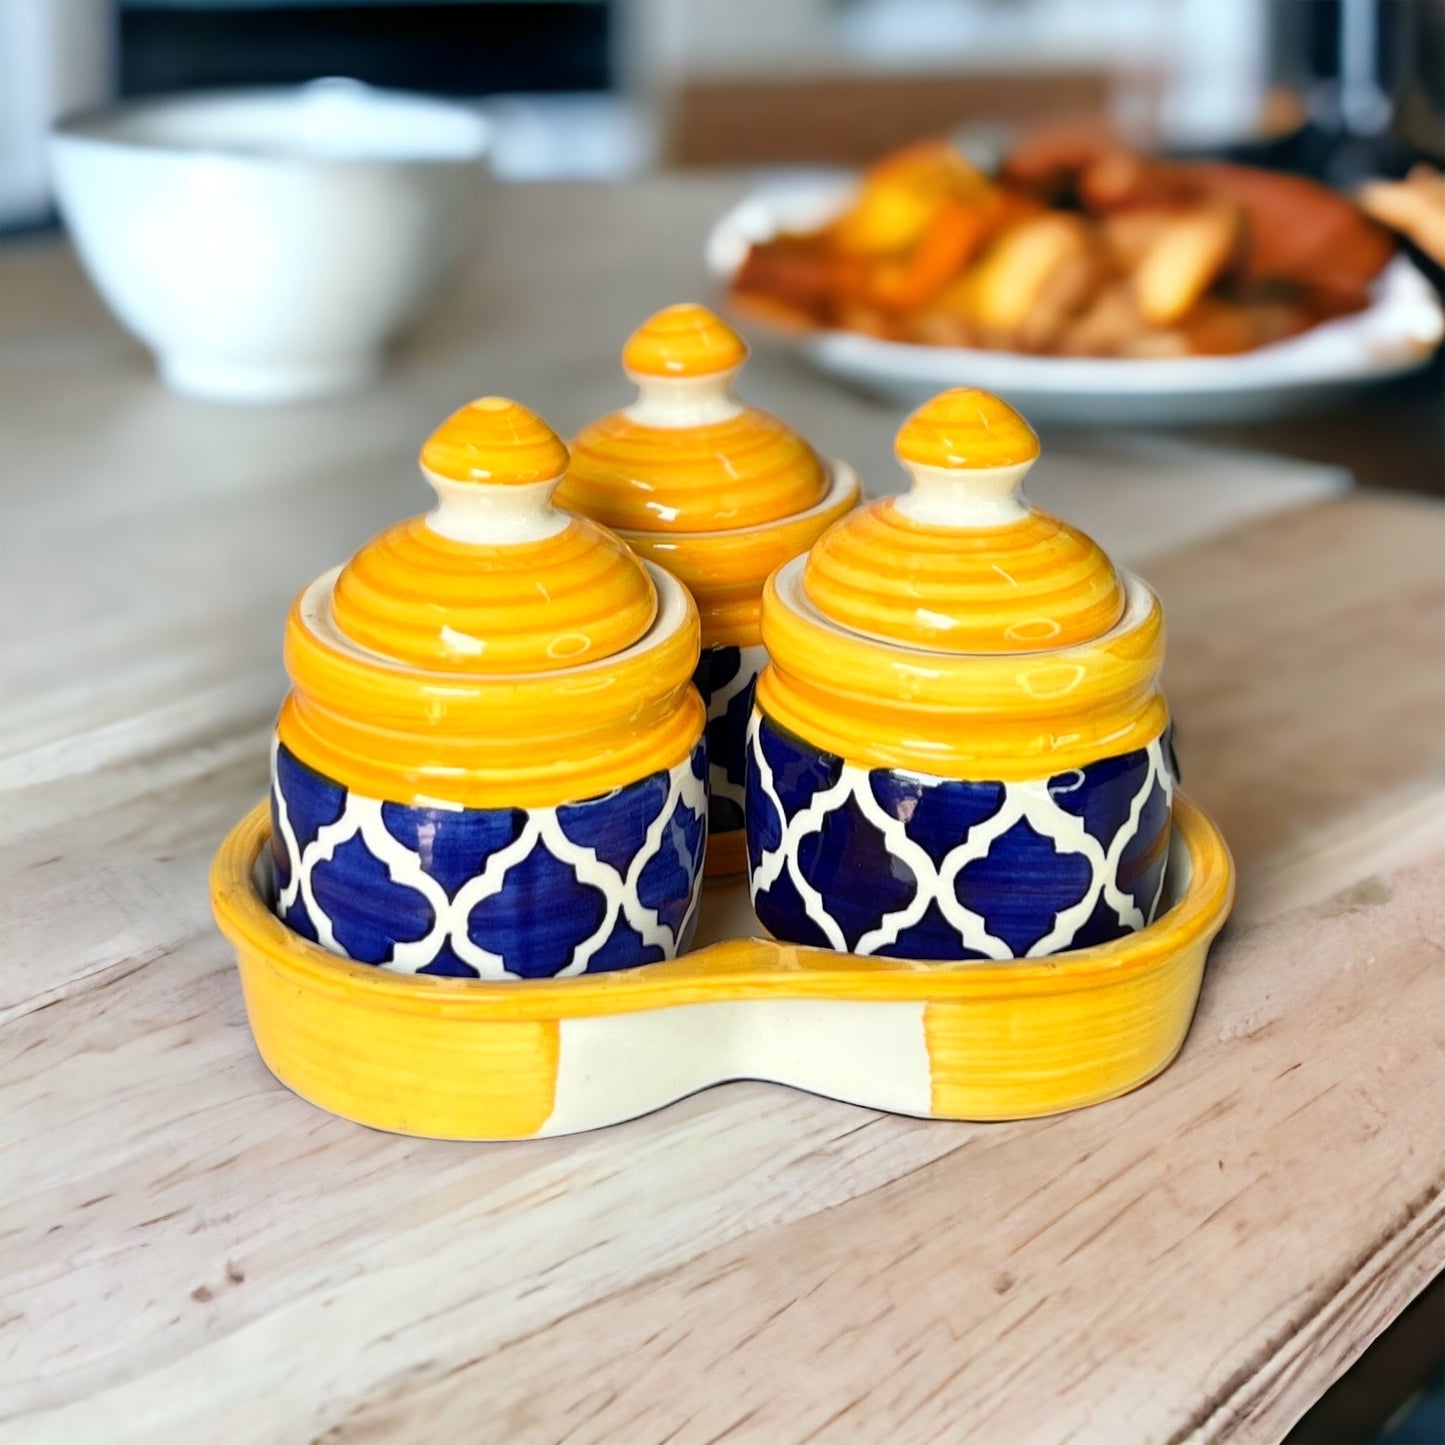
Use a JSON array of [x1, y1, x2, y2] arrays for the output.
[[118, 0, 613, 98]]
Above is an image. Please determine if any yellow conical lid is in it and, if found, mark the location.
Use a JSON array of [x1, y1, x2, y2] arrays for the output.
[[558, 303, 829, 534], [801, 388, 1125, 654], [330, 397, 657, 674]]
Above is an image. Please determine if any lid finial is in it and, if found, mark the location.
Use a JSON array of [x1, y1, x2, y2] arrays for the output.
[[622, 303, 749, 379], [419, 396, 572, 544], [620, 304, 749, 429], [894, 387, 1041, 529]]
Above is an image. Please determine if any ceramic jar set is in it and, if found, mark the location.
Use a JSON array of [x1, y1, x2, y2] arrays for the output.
[[269, 306, 1174, 981]]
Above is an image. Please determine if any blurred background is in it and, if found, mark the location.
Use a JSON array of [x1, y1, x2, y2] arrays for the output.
[[4, 0, 1443, 207], [3, 0, 1442, 490]]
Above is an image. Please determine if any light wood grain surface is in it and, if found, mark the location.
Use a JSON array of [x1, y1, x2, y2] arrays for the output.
[[1, 178, 1441, 1445]]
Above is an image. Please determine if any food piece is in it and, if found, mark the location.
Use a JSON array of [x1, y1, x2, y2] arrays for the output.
[[866, 198, 998, 312], [1017, 246, 1108, 352], [1358, 164, 1445, 265], [901, 309, 975, 347], [1057, 283, 1151, 356], [833, 302, 898, 339], [998, 118, 1125, 201], [957, 214, 1092, 342], [829, 139, 994, 256], [1079, 150, 1191, 213], [1116, 329, 1193, 359], [727, 288, 821, 334], [731, 235, 837, 322], [1131, 204, 1241, 325], [1100, 208, 1175, 270], [1189, 163, 1393, 302], [1172, 297, 1266, 355]]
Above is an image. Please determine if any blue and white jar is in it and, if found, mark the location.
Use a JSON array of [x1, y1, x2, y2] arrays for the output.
[[748, 386, 1176, 961], [557, 302, 861, 876], [271, 396, 708, 980]]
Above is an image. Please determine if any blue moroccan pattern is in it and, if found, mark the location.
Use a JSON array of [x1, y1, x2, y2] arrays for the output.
[[270, 738, 708, 979], [746, 712, 1173, 960], [692, 643, 766, 837]]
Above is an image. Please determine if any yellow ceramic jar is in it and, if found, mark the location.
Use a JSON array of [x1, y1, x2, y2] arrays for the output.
[[273, 397, 708, 981], [558, 303, 861, 876], [749, 387, 1175, 962]]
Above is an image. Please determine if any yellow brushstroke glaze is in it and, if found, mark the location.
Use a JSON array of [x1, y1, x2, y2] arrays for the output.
[[278, 580, 704, 808], [616, 465, 861, 648], [894, 385, 1041, 469], [560, 306, 828, 535], [801, 387, 1123, 653], [211, 794, 1232, 1137], [332, 399, 655, 674], [331, 514, 656, 674], [756, 565, 1166, 780], [619, 301, 749, 377], [563, 408, 829, 534], [802, 499, 1123, 654], [420, 394, 570, 483], [280, 396, 703, 809]]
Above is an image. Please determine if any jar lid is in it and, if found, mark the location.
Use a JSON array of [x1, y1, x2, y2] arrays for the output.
[[801, 388, 1125, 654], [558, 303, 829, 533], [330, 396, 658, 673]]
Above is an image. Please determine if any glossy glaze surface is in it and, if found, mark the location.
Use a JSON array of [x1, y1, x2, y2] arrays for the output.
[[279, 398, 703, 810], [332, 398, 656, 673], [618, 301, 749, 377], [561, 305, 828, 533], [693, 641, 766, 841], [281, 563, 702, 809], [420, 393, 569, 483], [894, 384, 1041, 469], [210, 791, 1232, 1137], [746, 712, 1173, 959], [801, 387, 1124, 653], [752, 386, 1172, 959], [559, 306, 861, 873], [274, 396, 706, 972], [621, 460, 861, 646], [758, 561, 1165, 780], [271, 739, 708, 979]]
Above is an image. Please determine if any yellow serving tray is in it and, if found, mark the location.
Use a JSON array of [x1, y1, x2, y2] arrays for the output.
[[210, 793, 1233, 1140]]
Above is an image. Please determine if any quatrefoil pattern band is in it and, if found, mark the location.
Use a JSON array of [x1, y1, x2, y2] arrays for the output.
[[270, 740, 708, 979], [746, 712, 1174, 960], [691, 642, 766, 838]]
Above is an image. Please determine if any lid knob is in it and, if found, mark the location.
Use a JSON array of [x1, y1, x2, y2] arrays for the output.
[[420, 396, 572, 544], [619, 304, 749, 429], [622, 303, 749, 379], [894, 387, 1041, 529]]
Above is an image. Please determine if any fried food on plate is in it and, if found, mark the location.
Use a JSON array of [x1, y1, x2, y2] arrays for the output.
[[728, 128, 1398, 359], [1359, 165, 1445, 266], [1131, 204, 1240, 325]]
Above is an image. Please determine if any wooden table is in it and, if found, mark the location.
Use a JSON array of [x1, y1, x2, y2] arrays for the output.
[[2, 177, 1442, 1445]]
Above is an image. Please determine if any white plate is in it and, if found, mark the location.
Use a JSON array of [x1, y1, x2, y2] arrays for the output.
[[706, 181, 1445, 425]]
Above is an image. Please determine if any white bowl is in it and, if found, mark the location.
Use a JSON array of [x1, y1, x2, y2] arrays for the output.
[[707, 180, 1445, 426], [49, 81, 490, 403]]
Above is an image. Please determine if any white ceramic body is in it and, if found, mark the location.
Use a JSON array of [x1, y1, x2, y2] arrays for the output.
[[49, 83, 490, 402], [706, 182, 1445, 425]]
